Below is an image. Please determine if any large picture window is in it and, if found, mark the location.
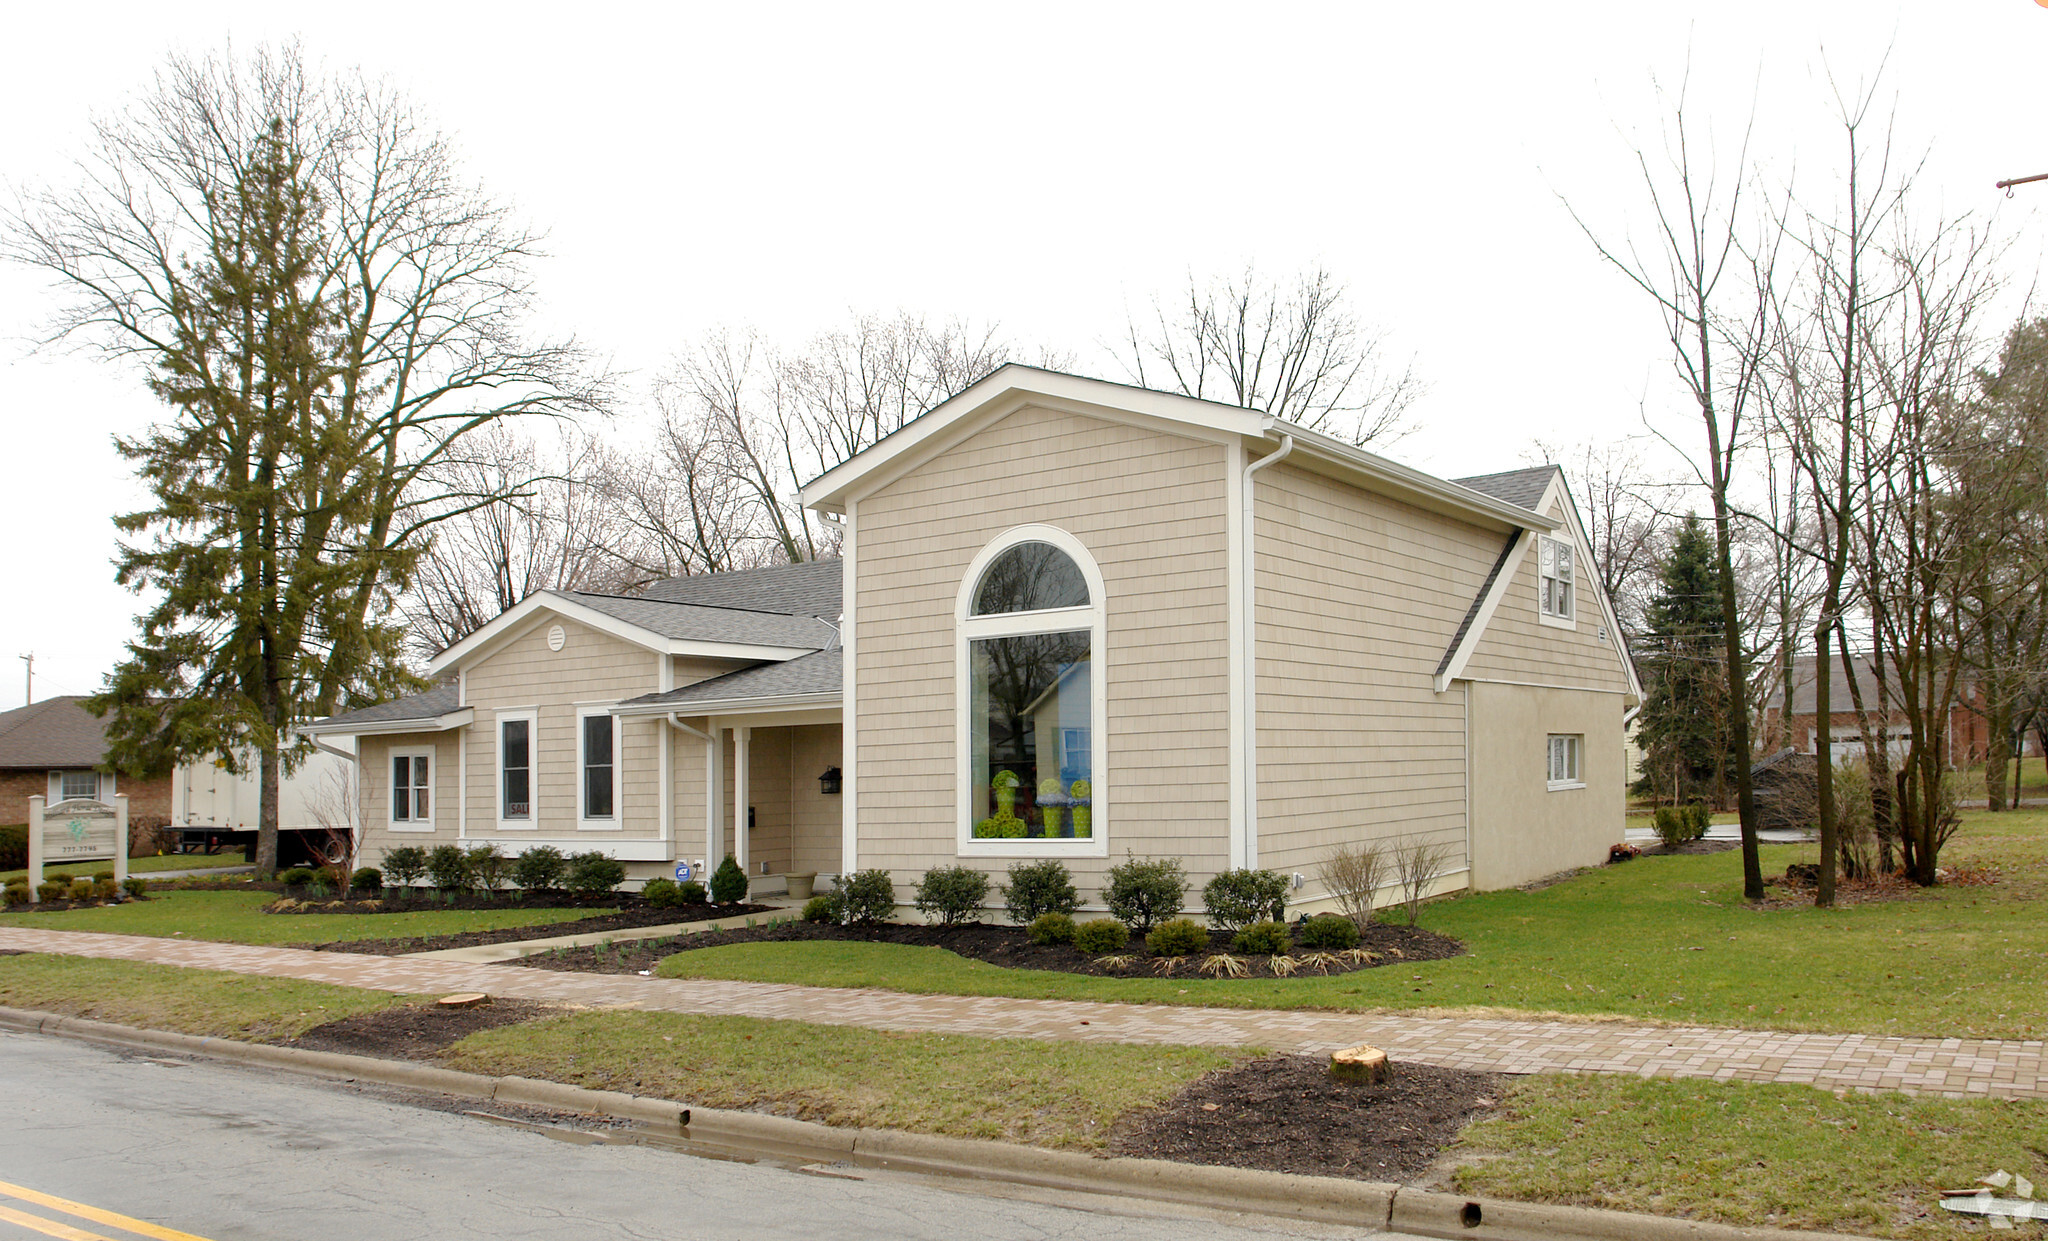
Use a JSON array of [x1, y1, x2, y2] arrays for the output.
[[957, 528, 1106, 856]]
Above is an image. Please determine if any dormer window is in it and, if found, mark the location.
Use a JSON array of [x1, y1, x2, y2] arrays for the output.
[[1539, 536, 1574, 623]]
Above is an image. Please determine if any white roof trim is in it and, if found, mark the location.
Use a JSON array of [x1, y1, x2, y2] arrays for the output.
[[614, 692, 841, 718], [301, 707, 474, 737], [1435, 532, 1530, 694], [1268, 420, 1558, 535], [425, 592, 820, 676]]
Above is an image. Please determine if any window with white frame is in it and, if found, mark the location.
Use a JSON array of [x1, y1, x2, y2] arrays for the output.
[[57, 771, 100, 801], [579, 709, 617, 826], [498, 711, 536, 825], [1547, 734, 1583, 788], [389, 750, 433, 826], [958, 529, 1106, 854], [1538, 535, 1574, 622]]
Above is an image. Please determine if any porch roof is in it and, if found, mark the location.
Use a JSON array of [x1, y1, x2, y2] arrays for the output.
[[614, 649, 842, 716]]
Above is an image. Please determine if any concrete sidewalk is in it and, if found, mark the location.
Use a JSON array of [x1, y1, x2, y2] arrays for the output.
[[2, 926, 2040, 1101]]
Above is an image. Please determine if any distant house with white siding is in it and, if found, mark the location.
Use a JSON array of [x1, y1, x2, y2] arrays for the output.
[[305, 367, 1641, 913]]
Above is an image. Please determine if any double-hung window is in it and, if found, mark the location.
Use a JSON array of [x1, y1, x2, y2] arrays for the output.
[[497, 710, 536, 828], [389, 751, 432, 827], [57, 771, 100, 801], [1547, 734, 1583, 789], [1538, 535, 1574, 624], [578, 708, 618, 828]]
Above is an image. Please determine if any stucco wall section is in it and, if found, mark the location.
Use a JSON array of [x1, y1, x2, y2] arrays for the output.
[[1462, 496, 1634, 695], [1251, 462, 1502, 891], [1467, 680, 1626, 888], [853, 402, 1232, 896]]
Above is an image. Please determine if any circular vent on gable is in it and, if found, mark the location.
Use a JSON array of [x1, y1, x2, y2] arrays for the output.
[[547, 624, 566, 652]]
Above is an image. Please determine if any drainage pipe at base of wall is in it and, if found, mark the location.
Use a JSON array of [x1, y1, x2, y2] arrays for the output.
[[1240, 434, 1293, 870]]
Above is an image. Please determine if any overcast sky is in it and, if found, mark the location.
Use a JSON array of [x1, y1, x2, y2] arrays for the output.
[[3, 1, 2044, 710]]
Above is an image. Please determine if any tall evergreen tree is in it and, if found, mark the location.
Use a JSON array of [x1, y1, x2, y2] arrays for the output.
[[1636, 515, 1734, 805]]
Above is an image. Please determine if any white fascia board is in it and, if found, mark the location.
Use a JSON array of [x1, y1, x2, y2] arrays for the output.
[[1434, 532, 1531, 694], [801, 364, 1265, 511], [302, 708, 474, 737], [614, 694, 841, 720], [1539, 473, 1644, 703], [1268, 419, 1560, 535], [426, 592, 820, 677]]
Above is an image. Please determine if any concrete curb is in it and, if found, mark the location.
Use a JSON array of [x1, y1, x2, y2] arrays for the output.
[[0, 1005, 1867, 1241]]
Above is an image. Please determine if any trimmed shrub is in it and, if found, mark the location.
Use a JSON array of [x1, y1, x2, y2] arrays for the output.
[[36, 881, 66, 903], [512, 846, 566, 893], [91, 870, 115, 883], [426, 845, 472, 891], [1295, 913, 1360, 950], [1102, 854, 1186, 932], [913, 865, 989, 927], [0, 825, 26, 871], [92, 879, 118, 900], [1202, 868, 1288, 933], [466, 844, 509, 893], [278, 866, 317, 887], [3, 882, 30, 908], [677, 880, 707, 906], [46, 873, 74, 885], [710, 855, 750, 904], [1001, 859, 1078, 925], [1683, 801, 1712, 841], [802, 893, 839, 922], [802, 893, 840, 923], [351, 867, 383, 893], [1146, 917, 1209, 958], [567, 851, 627, 895], [119, 877, 147, 900], [837, 869, 896, 925], [1653, 806, 1690, 849], [68, 878, 95, 902], [1027, 911, 1077, 946], [382, 846, 429, 889], [1074, 918, 1130, 953], [641, 877, 683, 908], [1232, 919, 1292, 956]]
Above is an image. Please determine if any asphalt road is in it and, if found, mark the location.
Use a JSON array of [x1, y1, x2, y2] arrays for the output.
[[0, 1031, 1411, 1241]]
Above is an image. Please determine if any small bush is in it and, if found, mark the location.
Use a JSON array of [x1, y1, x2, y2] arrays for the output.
[[119, 877, 147, 900], [567, 851, 627, 895], [641, 877, 683, 908], [3, 882, 30, 908], [1296, 914, 1360, 950], [1074, 918, 1130, 953], [0, 825, 26, 871], [1318, 840, 1387, 930], [709, 855, 750, 904], [838, 869, 897, 925], [1232, 919, 1292, 955], [1103, 853, 1187, 932], [36, 881, 66, 903], [1001, 859, 1079, 925], [382, 846, 429, 889], [802, 894, 840, 923], [278, 866, 317, 887], [1027, 911, 1077, 946], [1202, 868, 1288, 933], [466, 844, 510, 893], [1683, 800, 1712, 841], [68, 878, 95, 902], [512, 846, 566, 893], [351, 867, 383, 892], [92, 878, 118, 900], [46, 872, 74, 885], [676, 879, 707, 905], [913, 865, 989, 926], [426, 845, 472, 891], [1146, 917, 1210, 958], [91, 870, 115, 883]]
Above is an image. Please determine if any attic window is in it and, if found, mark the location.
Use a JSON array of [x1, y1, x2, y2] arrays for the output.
[[1539, 536, 1574, 622], [972, 542, 1089, 615]]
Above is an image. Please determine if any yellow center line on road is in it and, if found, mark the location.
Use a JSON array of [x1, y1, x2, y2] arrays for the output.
[[0, 1183, 215, 1241]]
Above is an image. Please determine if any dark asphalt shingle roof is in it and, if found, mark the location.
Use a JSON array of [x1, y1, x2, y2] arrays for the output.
[[1451, 466, 1557, 512], [560, 591, 838, 650], [0, 697, 109, 769], [310, 682, 462, 732], [621, 649, 842, 709], [636, 559, 842, 618]]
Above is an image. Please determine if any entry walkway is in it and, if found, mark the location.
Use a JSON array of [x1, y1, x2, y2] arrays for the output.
[[2, 927, 2040, 1101]]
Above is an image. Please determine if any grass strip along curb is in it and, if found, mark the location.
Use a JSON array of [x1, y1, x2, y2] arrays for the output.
[[0, 1004, 1866, 1241]]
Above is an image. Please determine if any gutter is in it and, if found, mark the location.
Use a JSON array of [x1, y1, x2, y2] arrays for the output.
[[1240, 434, 1294, 869]]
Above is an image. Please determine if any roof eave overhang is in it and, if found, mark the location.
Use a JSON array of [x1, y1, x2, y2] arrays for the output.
[[301, 707, 475, 737], [425, 591, 822, 676], [614, 692, 842, 719], [1265, 420, 1558, 535]]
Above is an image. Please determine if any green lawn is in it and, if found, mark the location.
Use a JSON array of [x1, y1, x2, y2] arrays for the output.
[[0, 888, 611, 946], [0, 852, 251, 885], [1452, 1074, 2048, 1241], [655, 809, 2048, 1039], [0, 953, 408, 1038]]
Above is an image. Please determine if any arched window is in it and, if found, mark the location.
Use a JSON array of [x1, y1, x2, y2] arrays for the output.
[[956, 527, 1107, 857]]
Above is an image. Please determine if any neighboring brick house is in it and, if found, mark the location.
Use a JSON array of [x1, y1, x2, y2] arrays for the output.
[[1760, 653, 2013, 767], [0, 696, 173, 835]]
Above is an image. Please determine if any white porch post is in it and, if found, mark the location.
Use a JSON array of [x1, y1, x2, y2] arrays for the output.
[[733, 726, 751, 872], [705, 728, 723, 872]]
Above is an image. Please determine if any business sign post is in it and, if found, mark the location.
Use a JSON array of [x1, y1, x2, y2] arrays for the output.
[[27, 794, 129, 901]]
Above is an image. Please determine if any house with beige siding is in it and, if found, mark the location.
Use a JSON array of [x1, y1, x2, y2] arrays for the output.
[[306, 366, 1640, 912]]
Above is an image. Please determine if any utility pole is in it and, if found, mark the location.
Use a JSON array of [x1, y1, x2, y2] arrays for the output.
[[18, 653, 31, 707]]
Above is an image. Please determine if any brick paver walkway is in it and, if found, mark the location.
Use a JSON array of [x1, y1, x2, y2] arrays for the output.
[[4, 927, 2042, 1101]]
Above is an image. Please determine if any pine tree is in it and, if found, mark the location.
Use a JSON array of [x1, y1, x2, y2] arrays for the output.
[[1635, 515, 1735, 806]]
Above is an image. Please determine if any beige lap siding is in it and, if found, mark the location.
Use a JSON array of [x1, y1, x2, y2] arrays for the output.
[[357, 732, 459, 863], [1251, 463, 1503, 892], [785, 724, 843, 875], [854, 402, 1233, 897], [1467, 682, 1624, 887], [1461, 496, 1634, 694]]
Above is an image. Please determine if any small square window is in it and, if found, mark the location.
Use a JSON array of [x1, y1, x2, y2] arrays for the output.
[[1547, 734, 1583, 788]]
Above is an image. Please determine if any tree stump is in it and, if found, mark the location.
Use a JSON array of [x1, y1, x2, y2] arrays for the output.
[[1330, 1044, 1390, 1084], [437, 993, 489, 1009]]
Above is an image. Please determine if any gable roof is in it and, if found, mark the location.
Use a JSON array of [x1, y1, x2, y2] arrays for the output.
[[1452, 466, 1559, 512], [0, 696, 109, 769], [564, 591, 839, 649], [638, 559, 842, 618], [304, 681, 464, 735], [615, 649, 842, 714]]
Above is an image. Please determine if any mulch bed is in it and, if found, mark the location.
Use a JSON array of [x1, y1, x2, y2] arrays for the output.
[[509, 918, 1466, 979], [296, 903, 774, 955], [1112, 1055, 1509, 1182], [285, 997, 560, 1059], [1635, 839, 1738, 857], [1756, 863, 1999, 910]]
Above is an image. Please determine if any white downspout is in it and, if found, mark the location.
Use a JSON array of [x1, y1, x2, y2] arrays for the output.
[[1240, 434, 1293, 870]]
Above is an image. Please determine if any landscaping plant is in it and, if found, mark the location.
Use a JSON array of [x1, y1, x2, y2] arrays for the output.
[[567, 852, 627, 895], [1316, 841, 1387, 931], [709, 855, 750, 904], [1027, 911, 1077, 946], [0, 826, 26, 871], [512, 845, 566, 893], [1102, 853, 1186, 931], [35, 881, 65, 903], [68, 879, 94, 902], [426, 845, 472, 892], [913, 865, 989, 926], [1146, 917, 1209, 958], [119, 877, 147, 900], [1202, 867, 1288, 932], [1295, 913, 1360, 950], [278, 867, 316, 888], [801, 894, 839, 923], [4, 881, 29, 907], [641, 877, 683, 908], [381, 846, 428, 894], [1391, 835, 1452, 926], [350, 867, 382, 894], [1073, 918, 1129, 953], [676, 880, 707, 905], [1001, 858, 1078, 924], [836, 869, 896, 924], [466, 844, 510, 894], [1230, 919, 1291, 956]]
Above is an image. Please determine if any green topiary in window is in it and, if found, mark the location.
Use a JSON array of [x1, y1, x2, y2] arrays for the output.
[[1069, 778, 1092, 837], [1037, 777, 1064, 835], [992, 769, 1021, 816], [974, 813, 1026, 838]]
